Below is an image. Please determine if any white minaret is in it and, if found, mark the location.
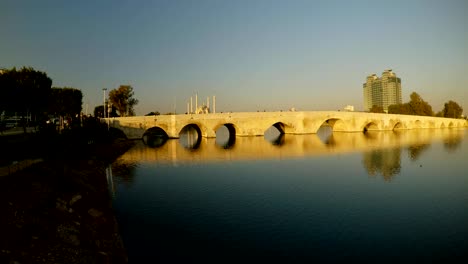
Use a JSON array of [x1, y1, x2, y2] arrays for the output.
[[190, 97, 193, 114], [187, 102, 189, 114], [207, 97, 210, 113], [213, 95, 216, 114], [195, 93, 198, 114]]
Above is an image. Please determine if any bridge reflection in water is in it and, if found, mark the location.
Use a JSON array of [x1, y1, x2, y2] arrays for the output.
[[119, 128, 464, 163]]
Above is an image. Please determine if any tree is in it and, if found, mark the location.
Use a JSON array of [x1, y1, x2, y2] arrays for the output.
[[108, 105, 119, 117], [388, 92, 433, 116], [94, 105, 105, 118], [388, 104, 410, 115], [108, 85, 139, 117], [48, 87, 83, 117], [0, 70, 9, 113], [0, 67, 52, 132], [369, 105, 384, 113], [408, 92, 433, 116], [145, 111, 160, 116], [0, 67, 52, 116], [442, 100, 463, 118]]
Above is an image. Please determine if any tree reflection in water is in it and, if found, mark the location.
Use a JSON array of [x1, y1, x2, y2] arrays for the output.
[[111, 162, 138, 188], [407, 144, 430, 161], [443, 135, 463, 153], [362, 148, 402, 182], [361, 129, 465, 181]]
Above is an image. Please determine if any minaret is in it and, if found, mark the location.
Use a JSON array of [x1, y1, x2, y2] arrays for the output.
[[207, 97, 210, 113], [213, 95, 216, 114], [190, 97, 193, 114], [195, 93, 198, 114]]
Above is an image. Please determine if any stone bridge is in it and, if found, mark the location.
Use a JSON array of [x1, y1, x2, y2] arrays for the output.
[[104, 111, 467, 139]]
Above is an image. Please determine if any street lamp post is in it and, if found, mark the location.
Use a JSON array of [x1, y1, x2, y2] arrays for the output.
[[102, 88, 107, 118]]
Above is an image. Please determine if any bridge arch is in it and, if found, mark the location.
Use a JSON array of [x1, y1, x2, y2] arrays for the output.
[[144, 126, 169, 136], [319, 118, 347, 132], [179, 124, 203, 149], [363, 121, 379, 132], [264, 121, 294, 135], [440, 122, 446, 129], [272, 122, 287, 134], [214, 123, 237, 137], [142, 126, 168, 147], [177, 121, 212, 137], [448, 122, 454, 128], [392, 121, 405, 130], [413, 120, 422, 129], [214, 123, 237, 148]]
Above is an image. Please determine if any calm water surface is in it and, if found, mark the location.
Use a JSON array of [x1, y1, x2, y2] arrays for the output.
[[109, 127, 468, 262]]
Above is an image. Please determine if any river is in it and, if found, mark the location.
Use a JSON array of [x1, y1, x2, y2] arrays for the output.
[[108, 127, 468, 262]]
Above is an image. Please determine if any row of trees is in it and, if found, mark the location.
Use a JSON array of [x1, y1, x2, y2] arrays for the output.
[[0, 67, 83, 128], [370, 92, 464, 118], [0, 67, 52, 119], [1, 67, 140, 126]]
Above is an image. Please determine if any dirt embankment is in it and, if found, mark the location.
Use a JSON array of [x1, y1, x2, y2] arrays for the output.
[[0, 137, 135, 264]]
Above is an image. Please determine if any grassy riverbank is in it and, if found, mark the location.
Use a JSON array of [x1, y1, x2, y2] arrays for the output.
[[0, 125, 135, 263]]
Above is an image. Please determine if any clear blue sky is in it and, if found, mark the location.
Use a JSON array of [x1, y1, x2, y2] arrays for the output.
[[1, 0, 467, 115]]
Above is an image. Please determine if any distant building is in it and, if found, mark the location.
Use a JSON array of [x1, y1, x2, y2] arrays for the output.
[[363, 69, 402, 113], [344, 105, 354, 112], [196, 105, 210, 114]]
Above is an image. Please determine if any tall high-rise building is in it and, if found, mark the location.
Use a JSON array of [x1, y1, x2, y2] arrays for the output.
[[363, 69, 402, 112]]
